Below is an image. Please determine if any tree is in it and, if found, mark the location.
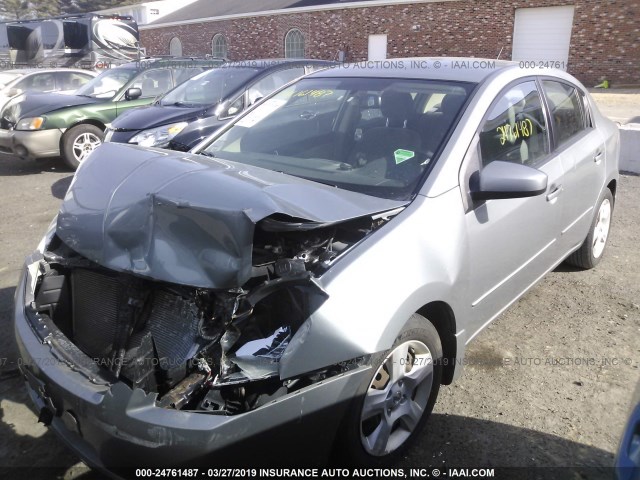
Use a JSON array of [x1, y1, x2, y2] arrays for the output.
[[61, 0, 141, 15], [32, 0, 60, 18], [1, 0, 141, 19], [0, 0, 30, 20]]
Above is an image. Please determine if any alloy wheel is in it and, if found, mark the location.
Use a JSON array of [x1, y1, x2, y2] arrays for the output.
[[592, 198, 611, 259], [72, 132, 101, 163], [360, 340, 433, 456]]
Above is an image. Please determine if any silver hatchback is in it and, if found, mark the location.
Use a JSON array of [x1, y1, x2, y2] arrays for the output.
[[14, 58, 618, 470]]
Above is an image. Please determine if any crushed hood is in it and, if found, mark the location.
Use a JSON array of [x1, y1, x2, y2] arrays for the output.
[[57, 143, 407, 289]]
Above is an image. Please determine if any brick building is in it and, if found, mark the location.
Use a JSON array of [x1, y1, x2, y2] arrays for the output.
[[139, 0, 640, 87]]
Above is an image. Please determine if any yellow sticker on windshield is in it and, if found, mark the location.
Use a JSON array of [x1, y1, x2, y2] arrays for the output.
[[293, 89, 334, 98]]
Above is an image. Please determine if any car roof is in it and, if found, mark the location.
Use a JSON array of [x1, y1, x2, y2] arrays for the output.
[[221, 58, 337, 70], [117, 57, 226, 69], [308, 57, 518, 84], [1, 68, 95, 75]]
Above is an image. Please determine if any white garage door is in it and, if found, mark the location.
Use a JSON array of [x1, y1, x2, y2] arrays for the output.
[[368, 34, 387, 61], [512, 6, 575, 69]]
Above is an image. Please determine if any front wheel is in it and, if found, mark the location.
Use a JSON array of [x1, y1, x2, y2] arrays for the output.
[[62, 124, 104, 170], [334, 313, 443, 465], [566, 189, 614, 269]]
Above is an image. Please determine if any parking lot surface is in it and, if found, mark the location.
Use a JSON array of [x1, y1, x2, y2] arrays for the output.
[[1, 148, 639, 477]]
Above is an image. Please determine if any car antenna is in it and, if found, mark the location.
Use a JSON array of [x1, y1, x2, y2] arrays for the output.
[[496, 46, 504, 60]]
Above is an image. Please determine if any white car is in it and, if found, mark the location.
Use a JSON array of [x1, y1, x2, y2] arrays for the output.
[[0, 68, 95, 112]]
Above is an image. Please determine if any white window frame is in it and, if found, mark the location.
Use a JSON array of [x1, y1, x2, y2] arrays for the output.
[[211, 34, 228, 59], [284, 29, 305, 58], [169, 37, 182, 57]]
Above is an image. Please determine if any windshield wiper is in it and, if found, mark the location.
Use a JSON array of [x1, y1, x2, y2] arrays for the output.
[[198, 151, 215, 158]]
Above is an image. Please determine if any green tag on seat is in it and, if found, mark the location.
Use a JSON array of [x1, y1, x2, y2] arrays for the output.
[[394, 149, 415, 164]]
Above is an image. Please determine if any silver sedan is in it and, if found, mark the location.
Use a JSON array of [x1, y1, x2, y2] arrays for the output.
[[14, 58, 618, 471]]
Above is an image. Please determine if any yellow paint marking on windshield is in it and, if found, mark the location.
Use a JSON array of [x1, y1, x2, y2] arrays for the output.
[[293, 89, 334, 98], [497, 118, 533, 145]]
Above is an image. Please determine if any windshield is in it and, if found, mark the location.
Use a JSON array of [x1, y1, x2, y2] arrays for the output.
[[200, 77, 474, 200], [160, 67, 260, 107], [0, 72, 21, 88], [75, 68, 136, 98]]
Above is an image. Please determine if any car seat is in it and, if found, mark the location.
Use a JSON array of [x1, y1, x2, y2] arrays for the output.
[[416, 93, 466, 154], [349, 90, 422, 183]]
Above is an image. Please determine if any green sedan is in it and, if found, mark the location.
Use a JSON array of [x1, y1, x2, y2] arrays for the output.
[[0, 57, 222, 169]]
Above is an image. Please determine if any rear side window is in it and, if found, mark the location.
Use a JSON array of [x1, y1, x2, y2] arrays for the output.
[[542, 80, 586, 148], [479, 81, 549, 167]]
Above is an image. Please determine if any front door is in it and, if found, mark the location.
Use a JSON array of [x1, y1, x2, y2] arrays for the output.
[[463, 80, 565, 340]]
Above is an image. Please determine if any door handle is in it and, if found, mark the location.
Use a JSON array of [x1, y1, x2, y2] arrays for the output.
[[594, 151, 604, 164], [299, 111, 317, 120], [546, 184, 563, 202]]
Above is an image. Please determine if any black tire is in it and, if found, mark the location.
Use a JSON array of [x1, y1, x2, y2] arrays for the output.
[[61, 124, 104, 170], [333, 313, 443, 465], [566, 189, 614, 269]]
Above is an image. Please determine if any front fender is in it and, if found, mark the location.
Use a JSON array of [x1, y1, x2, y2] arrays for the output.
[[280, 188, 468, 379]]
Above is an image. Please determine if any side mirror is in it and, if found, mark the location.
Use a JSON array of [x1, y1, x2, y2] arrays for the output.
[[125, 87, 142, 101], [6, 88, 21, 97], [471, 161, 548, 201], [249, 96, 263, 107]]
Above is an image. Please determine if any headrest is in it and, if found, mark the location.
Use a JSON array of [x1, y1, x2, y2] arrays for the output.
[[440, 93, 466, 116], [380, 90, 415, 124]]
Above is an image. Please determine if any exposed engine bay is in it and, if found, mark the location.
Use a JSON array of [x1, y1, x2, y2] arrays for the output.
[[31, 212, 394, 415]]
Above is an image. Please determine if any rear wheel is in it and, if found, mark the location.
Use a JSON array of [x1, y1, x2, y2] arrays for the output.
[[334, 313, 442, 465], [566, 189, 614, 269], [62, 124, 103, 170]]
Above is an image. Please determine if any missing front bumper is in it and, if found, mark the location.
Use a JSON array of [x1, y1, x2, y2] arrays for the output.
[[15, 267, 369, 468]]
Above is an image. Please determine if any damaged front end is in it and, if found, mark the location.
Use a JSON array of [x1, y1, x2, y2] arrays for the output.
[[25, 144, 406, 416], [31, 219, 371, 414]]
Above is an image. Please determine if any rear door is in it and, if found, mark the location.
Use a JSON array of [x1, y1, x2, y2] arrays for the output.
[[462, 80, 565, 339], [540, 79, 606, 251]]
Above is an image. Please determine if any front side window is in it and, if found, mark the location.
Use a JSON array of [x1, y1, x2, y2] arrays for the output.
[[55, 71, 93, 91], [284, 29, 304, 58], [212, 34, 228, 58], [200, 77, 473, 200], [542, 80, 586, 148], [75, 68, 136, 98], [131, 69, 173, 98], [479, 81, 549, 167], [169, 37, 182, 57]]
